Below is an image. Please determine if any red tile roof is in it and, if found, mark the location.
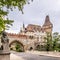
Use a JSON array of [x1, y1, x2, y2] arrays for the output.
[[26, 24, 41, 32]]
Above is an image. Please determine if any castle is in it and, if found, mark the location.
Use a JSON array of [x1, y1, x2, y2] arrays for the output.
[[7, 15, 53, 51]]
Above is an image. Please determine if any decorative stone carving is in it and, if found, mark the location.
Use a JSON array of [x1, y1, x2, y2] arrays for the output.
[[0, 31, 10, 60], [1, 31, 9, 52]]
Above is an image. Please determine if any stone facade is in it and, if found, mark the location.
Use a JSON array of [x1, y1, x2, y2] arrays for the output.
[[7, 15, 53, 51], [8, 33, 37, 51]]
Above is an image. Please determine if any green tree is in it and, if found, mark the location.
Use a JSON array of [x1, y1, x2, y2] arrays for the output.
[[44, 33, 53, 51], [52, 38, 58, 51], [52, 32, 59, 51], [0, 16, 13, 32], [0, 0, 33, 14], [0, 0, 33, 32], [53, 32, 59, 39]]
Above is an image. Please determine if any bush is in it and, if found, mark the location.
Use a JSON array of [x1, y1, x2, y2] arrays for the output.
[[15, 43, 23, 52], [56, 48, 60, 52], [16, 48, 23, 52]]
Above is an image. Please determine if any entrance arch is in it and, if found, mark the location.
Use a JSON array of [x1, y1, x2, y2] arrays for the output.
[[9, 40, 24, 52], [29, 47, 33, 50]]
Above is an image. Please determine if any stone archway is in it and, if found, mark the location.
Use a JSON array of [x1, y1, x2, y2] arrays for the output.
[[35, 45, 40, 51], [9, 40, 24, 52], [29, 47, 33, 50]]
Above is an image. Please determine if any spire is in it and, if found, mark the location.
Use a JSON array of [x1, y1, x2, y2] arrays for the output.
[[23, 22, 25, 29], [43, 15, 52, 27]]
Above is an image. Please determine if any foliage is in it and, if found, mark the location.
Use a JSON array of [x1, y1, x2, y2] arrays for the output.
[[57, 44, 60, 52], [53, 32, 59, 39], [44, 33, 53, 51], [44, 32, 60, 51], [0, 0, 33, 32], [0, 0, 26, 13], [15, 43, 23, 52], [0, 0, 33, 14], [52, 32, 60, 51], [45, 32, 60, 51], [0, 16, 14, 32], [52, 38, 58, 51], [36, 32, 60, 52]]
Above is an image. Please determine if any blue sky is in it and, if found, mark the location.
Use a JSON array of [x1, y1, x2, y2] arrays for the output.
[[6, 0, 60, 33]]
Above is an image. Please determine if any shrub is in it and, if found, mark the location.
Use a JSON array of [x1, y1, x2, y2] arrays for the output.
[[16, 48, 23, 52], [15, 43, 23, 52]]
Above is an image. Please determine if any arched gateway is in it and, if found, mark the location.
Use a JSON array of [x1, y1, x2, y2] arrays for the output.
[[9, 40, 24, 52]]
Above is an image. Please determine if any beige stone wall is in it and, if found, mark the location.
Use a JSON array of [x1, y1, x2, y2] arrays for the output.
[[45, 28, 52, 33], [8, 31, 47, 51]]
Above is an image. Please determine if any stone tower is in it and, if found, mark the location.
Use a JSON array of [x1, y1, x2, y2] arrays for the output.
[[42, 15, 53, 33]]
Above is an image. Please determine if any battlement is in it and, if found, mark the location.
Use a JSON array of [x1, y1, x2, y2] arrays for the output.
[[7, 33, 27, 39]]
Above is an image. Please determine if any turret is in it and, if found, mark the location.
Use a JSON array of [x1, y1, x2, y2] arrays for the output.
[[19, 22, 26, 35], [42, 15, 53, 33]]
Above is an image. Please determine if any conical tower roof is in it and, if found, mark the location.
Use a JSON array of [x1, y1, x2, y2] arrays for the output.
[[43, 15, 52, 27]]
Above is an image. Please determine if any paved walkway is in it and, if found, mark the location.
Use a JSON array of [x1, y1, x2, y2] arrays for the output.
[[10, 51, 60, 60], [10, 53, 24, 60], [26, 51, 60, 57]]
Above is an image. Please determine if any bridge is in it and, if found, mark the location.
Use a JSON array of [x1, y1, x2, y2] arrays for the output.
[[7, 33, 38, 51]]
